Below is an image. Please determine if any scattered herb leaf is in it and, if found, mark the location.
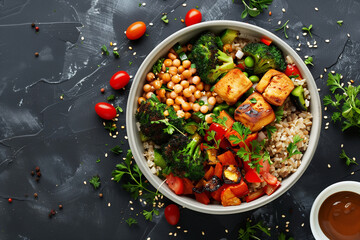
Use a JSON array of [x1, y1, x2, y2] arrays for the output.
[[275, 20, 290, 39], [129, 61, 133, 66], [238, 221, 271, 240], [161, 15, 169, 23], [337, 20, 343, 26], [302, 24, 313, 38], [212, 116, 228, 129], [96, 158, 101, 163], [113, 50, 119, 58], [304, 56, 314, 66], [278, 232, 295, 240], [126, 217, 138, 226], [107, 94, 115, 101], [143, 209, 159, 221], [104, 122, 117, 133], [289, 74, 299, 79], [206, 130, 221, 149], [340, 149, 358, 166], [160, 85, 172, 92], [110, 145, 123, 155], [240, 0, 273, 19], [89, 175, 101, 189], [151, 119, 185, 136], [275, 106, 284, 122], [116, 106, 123, 113], [101, 45, 109, 55], [265, 125, 277, 139], [283, 135, 302, 162]]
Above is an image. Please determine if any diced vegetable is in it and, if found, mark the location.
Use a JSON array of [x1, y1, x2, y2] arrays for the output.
[[166, 173, 184, 195], [217, 151, 238, 166], [262, 172, 278, 186], [184, 122, 198, 134], [263, 181, 281, 196], [260, 38, 272, 46], [182, 178, 194, 195], [244, 168, 262, 183], [235, 50, 244, 59], [291, 85, 307, 111], [204, 176, 222, 192], [221, 186, 241, 206], [204, 166, 215, 180], [228, 180, 249, 197], [218, 110, 235, 129], [179, 52, 188, 61], [173, 42, 183, 54], [223, 165, 241, 184], [214, 162, 223, 179], [220, 29, 239, 45], [284, 64, 302, 79], [154, 149, 167, 168], [245, 188, 265, 203], [194, 192, 210, 205], [206, 148, 219, 165], [211, 184, 227, 202]]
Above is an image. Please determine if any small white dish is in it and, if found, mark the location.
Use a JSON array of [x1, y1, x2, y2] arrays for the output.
[[310, 181, 360, 239]]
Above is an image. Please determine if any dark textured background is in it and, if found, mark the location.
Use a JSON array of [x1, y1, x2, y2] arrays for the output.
[[0, 0, 359, 239]]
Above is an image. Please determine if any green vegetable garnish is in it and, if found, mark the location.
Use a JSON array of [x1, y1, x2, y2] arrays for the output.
[[239, 0, 273, 19], [340, 149, 358, 166], [275, 20, 290, 39], [302, 24, 313, 37], [238, 220, 271, 240], [101, 45, 109, 55], [89, 175, 101, 189], [304, 56, 314, 66]]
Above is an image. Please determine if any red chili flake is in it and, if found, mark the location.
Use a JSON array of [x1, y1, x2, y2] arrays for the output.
[[59, 204, 63, 210], [8, 198, 12, 203], [100, 88, 105, 93], [34, 193, 38, 198], [31, 23, 36, 28], [35, 166, 40, 172], [36, 172, 41, 177], [269, 11, 272, 16], [35, 26, 39, 32]]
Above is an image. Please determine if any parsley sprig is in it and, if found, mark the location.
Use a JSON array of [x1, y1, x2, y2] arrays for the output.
[[278, 233, 294, 240], [240, 0, 273, 19], [304, 56, 314, 66], [143, 209, 160, 221], [238, 221, 271, 240], [212, 116, 228, 129], [283, 135, 303, 162], [340, 149, 358, 166], [110, 145, 123, 155], [125, 217, 138, 226], [323, 73, 360, 131], [89, 175, 101, 189], [230, 122, 272, 172], [206, 130, 221, 149]]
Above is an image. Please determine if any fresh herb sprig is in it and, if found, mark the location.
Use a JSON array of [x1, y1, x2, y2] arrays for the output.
[[283, 135, 303, 162], [143, 209, 160, 221], [101, 45, 110, 55], [240, 0, 273, 19], [110, 145, 123, 155], [275, 20, 290, 39], [151, 119, 185, 136], [112, 150, 160, 202], [265, 125, 277, 139], [304, 56, 314, 66], [323, 73, 360, 131], [238, 221, 271, 240], [116, 106, 123, 113], [212, 116, 228, 129], [89, 175, 101, 189], [340, 149, 358, 166], [107, 94, 115, 101], [275, 106, 284, 122], [125, 217, 138, 226], [104, 121, 117, 133], [278, 233, 294, 240], [206, 130, 221, 149], [337, 20, 343, 26], [161, 15, 169, 23], [302, 24, 313, 37]]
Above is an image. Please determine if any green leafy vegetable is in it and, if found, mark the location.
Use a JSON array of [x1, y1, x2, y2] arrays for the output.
[[304, 56, 314, 66], [143, 209, 159, 221], [107, 94, 115, 101], [265, 125, 277, 139], [206, 130, 221, 149], [129, 61, 133, 66], [152, 58, 165, 75], [289, 74, 299, 79], [340, 149, 358, 166], [125, 217, 138, 226], [96, 158, 101, 163], [275, 20, 290, 39], [323, 73, 360, 131], [110, 145, 123, 155], [116, 106, 123, 113], [212, 116, 228, 129], [240, 0, 273, 19], [161, 15, 169, 23], [113, 50, 119, 58], [337, 20, 343, 26], [101, 45, 109, 55], [151, 119, 185, 136], [302, 24, 313, 37], [275, 106, 284, 122], [283, 135, 302, 162], [104, 121, 117, 133], [238, 221, 271, 240], [89, 175, 101, 189]]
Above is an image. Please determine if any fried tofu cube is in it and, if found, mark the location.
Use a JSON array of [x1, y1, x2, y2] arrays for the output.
[[234, 92, 275, 132], [214, 69, 253, 105], [256, 69, 295, 106]]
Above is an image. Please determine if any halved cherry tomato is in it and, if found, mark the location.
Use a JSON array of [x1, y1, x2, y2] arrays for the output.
[[245, 188, 265, 203], [182, 178, 194, 195], [262, 172, 278, 186], [110, 71, 130, 90], [185, 9, 202, 26], [204, 166, 215, 181], [95, 102, 117, 120], [244, 168, 262, 183], [217, 151, 238, 166], [126, 21, 146, 40], [166, 173, 184, 195], [284, 64, 302, 79], [263, 181, 281, 196], [260, 38, 272, 46], [194, 192, 210, 205], [164, 204, 180, 225], [214, 162, 223, 179]]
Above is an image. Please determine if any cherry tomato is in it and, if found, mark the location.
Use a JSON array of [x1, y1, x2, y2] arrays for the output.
[[284, 64, 302, 79], [126, 21, 146, 40], [95, 102, 117, 120], [164, 204, 180, 225], [166, 173, 184, 195], [185, 9, 202, 27], [110, 71, 130, 90]]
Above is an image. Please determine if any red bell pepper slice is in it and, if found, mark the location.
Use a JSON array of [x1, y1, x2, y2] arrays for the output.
[[259, 159, 270, 174], [284, 64, 302, 79], [217, 151, 238, 166], [204, 166, 215, 181], [219, 138, 232, 150], [260, 38, 272, 46], [229, 180, 249, 197], [262, 172, 278, 186], [166, 173, 184, 195], [194, 192, 210, 205], [244, 168, 262, 183], [225, 131, 258, 148], [236, 59, 246, 70], [245, 188, 265, 203], [211, 184, 227, 202], [214, 162, 223, 179], [263, 181, 281, 196], [182, 178, 194, 195]]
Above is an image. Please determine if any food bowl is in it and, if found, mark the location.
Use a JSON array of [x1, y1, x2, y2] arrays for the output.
[[310, 181, 360, 239], [126, 20, 321, 214]]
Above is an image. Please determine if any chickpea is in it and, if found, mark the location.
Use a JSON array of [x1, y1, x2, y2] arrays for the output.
[[208, 96, 216, 106], [178, 65, 185, 74], [164, 110, 169, 117], [182, 102, 191, 112], [179, 74, 186, 81], [204, 84, 211, 91], [192, 76, 201, 85], [223, 43, 233, 53], [184, 112, 192, 120], [189, 85, 196, 93], [164, 59, 173, 67], [205, 114, 213, 124], [168, 67, 178, 76], [216, 95, 224, 104], [153, 80, 162, 90], [162, 73, 171, 82], [138, 97, 146, 105], [194, 90, 202, 99], [182, 60, 191, 69], [168, 52, 177, 60], [192, 103, 200, 112], [158, 89, 166, 98], [161, 63, 166, 72], [143, 84, 152, 92], [166, 98, 174, 106], [146, 72, 155, 82], [175, 96, 185, 105], [174, 84, 183, 94], [146, 92, 154, 99], [173, 104, 181, 112], [180, 80, 189, 89], [188, 95, 196, 103], [196, 82, 204, 91], [190, 68, 197, 75], [165, 92, 171, 98], [205, 91, 212, 98], [167, 81, 175, 90], [171, 75, 181, 84], [170, 91, 178, 99], [182, 70, 192, 79], [200, 105, 209, 114], [172, 59, 181, 67], [177, 110, 185, 118]]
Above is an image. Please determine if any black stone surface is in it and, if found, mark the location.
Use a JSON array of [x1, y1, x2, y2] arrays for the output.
[[0, 0, 359, 239]]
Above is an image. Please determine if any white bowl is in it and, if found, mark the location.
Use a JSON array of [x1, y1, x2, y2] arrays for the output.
[[126, 20, 322, 214], [310, 181, 360, 239]]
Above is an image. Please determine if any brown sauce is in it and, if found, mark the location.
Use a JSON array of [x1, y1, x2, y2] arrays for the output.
[[318, 191, 360, 240]]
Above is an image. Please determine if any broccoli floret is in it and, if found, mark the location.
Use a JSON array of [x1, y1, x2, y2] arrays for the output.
[[135, 95, 184, 145], [152, 58, 165, 75], [189, 32, 235, 85], [242, 42, 286, 75], [162, 134, 189, 160], [162, 133, 205, 181]]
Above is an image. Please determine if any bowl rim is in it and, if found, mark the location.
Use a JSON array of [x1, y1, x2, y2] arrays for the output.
[[309, 181, 360, 240], [126, 20, 322, 214]]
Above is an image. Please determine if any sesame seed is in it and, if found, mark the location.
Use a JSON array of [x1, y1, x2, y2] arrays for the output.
[[60, 95, 63, 100], [105, 153, 108, 157], [124, 31, 126, 34], [84, 181, 87, 184], [307, 41, 310, 46], [108, 203, 111, 207], [225, 229, 229, 233], [201, 231, 205, 236], [147, 238, 151, 240], [182, 3, 187, 6], [276, 225, 279, 229], [324, 68, 327, 72], [325, 39, 330, 43], [326, 122, 329, 126], [347, 33, 351, 38], [353, 157, 356, 161], [133, 52, 137, 56], [286, 221, 290, 224], [129, 46, 133, 50], [320, 74, 323, 78], [174, 233, 177, 237], [301, 223, 305, 227], [113, 47, 118, 51], [278, 20, 282, 25], [314, 45, 318, 48], [325, 126, 329, 130], [324, 116, 328, 119], [317, 88, 321, 92], [177, 226, 181, 229], [112, 135, 117, 138], [282, 8, 286, 12], [285, 225, 289, 228], [81, 36, 85, 41], [341, 144, 344, 148], [169, 232, 173, 236], [328, 164, 331, 168], [315, 7, 319, 11], [113, 43, 117, 46], [331, 70, 335, 74], [286, 229, 289, 232], [130, 75, 133, 78], [125, 136, 128, 139], [130, 207, 134, 210], [303, 32, 307, 36], [298, 43, 301, 47], [129, 200, 133, 204], [296, 35, 300, 40], [121, 126, 125, 129], [305, 55, 308, 59], [142, 2, 146, 6], [109, 132, 112, 136], [313, 40, 317, 44], [282, 215, 286, 218], [296, 48, 301, 52], [149, 22, 153, 26], [309, 45, 313, 48], [143, 201, 147, 205], [286, 25, 289, 29], [324, 107, 327, 111], [351, 172, 355, 175], [184, 230, 188, 233]]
